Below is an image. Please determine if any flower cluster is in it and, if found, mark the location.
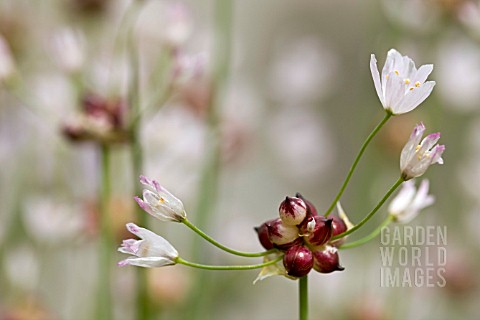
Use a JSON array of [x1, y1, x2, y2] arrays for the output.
[[62, 93, 129, 144], [255, 194, 348, 278]]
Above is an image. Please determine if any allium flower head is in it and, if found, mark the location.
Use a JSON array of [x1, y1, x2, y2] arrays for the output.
[[370, 49, 435, 115], [118, 223, 178, 268], [400, 123, 445, 180], [135, 175, 186, 222], [389, 179, 434, 223]]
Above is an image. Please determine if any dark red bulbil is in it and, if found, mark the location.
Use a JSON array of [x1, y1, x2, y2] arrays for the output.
[[312, 246, 344, 274], [283, 245, 314, 278], [254, 219, 276, 250], [304, 216, 333, 247]]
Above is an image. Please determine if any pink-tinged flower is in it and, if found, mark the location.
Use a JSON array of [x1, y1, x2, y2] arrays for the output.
[[279, 196, 307, 226], [135, 175, 186, 222], [370, 49, 435, 115], [400, 123, 445, 180], [388, 179, 434, 223], [118, 223, 178, 268]]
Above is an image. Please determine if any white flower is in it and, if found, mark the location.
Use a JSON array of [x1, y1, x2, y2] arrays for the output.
[[118, 223, 178, 268], [370, 48, 435, 115], [50, 28, 85, 73], [0, 35, 15, 81], [400, 122, 445, 180], [134, 175, 186, 222], [388, 179, 434, 223]]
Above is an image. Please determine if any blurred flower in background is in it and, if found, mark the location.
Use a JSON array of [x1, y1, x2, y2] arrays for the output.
[[1, 0, 479, 319]]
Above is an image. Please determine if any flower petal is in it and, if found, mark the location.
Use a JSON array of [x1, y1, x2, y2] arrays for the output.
[[370, 54, 384, 106], [396, 81, 435, 114]]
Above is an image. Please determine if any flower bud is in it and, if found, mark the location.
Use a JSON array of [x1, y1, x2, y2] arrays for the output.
[[254, 219, 276, 250], [312, 246, 344, 274], [303, 216, 333, 246], [279, 196, 307, 225], [267, 218, 300, 248], [283, 245, 314, 278]]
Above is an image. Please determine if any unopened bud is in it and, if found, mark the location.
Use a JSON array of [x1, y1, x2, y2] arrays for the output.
[[312, 245, 344, 274], [303, 216, 333, 247], [267, 218, 300, 249], [279, 196, 307, 225], [254, 219, 275, 250], [283, 245, 314, 278], [328, 215, 347, 247]]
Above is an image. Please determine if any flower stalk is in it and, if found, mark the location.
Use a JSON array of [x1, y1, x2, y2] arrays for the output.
[[324, 112, 392, 217], [299, 276, 308, 320], [339, 215, 394, 250], [176, 256, 283, 271], [331, 177, 404, 241], [182, 218, 276, 258], [97, 145, 113, 320]]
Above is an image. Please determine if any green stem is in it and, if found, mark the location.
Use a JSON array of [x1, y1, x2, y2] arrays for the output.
[[176, 256, 282, 271], [98, 145, 113, 320], [339, 215, 394, 249], [331, 177, 404, 241], [299, 276, 308, 320], [182, 218, 275, 257], [324, 112, 392, 217]]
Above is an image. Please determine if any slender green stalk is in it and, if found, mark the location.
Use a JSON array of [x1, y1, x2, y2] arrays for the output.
[[97, 145, 113, 320], [182, 218, 275, 257], [176, 256, 282, 270], [299, 276, 308, 320], [331, 177, 404, 241], [339, 215, 394, 249], [324, 112, 392, 217]]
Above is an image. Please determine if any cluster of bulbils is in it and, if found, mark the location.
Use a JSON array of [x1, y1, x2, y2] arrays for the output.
[[255, 194, 348, 278]]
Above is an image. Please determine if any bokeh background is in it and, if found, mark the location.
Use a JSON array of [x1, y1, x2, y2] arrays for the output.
[[1, 0, 479, 319]]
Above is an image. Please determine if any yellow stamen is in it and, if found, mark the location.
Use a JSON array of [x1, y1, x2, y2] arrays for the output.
[[415, 81, 421, 87], [404, 79, 411, 84], [394, 70, 399, 75], [409, 88, 414, 91], [159, 197, 165, 203], [386, 74, 389, 80]]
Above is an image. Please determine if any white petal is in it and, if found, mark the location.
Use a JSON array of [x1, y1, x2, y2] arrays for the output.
[[412, 64, 433, 84], [121, 256, 176, 268], [388, 180, 415, 214], [384, 72, 406, 113], [370, 54, 385, 106], [396, 81, 435, 114]]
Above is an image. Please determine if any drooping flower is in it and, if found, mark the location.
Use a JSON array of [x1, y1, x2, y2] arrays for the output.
[[370, 48, 435, 115], [118, 223, 178, 268], [388, 179, 434, 223], [400, 123, 445, 180], [135, 175, 186, 222]]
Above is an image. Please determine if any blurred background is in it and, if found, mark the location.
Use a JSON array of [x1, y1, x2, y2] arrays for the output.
[[1, 0, 479, 319]]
